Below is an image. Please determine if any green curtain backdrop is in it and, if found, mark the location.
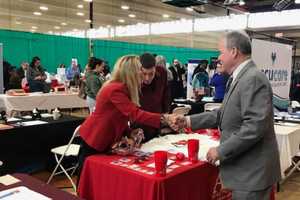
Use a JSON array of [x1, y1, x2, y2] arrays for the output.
[[0, 29, 89, 73], [93, 40, 219, 70], [0, 29, 218, 73]]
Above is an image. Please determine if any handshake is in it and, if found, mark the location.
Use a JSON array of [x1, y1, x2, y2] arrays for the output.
[[162, 114, 190, 132]]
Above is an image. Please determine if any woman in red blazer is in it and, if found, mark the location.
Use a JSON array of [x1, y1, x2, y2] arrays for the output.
[[78, 55, 166, 175]]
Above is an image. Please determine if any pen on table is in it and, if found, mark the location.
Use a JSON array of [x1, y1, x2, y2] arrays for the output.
[[0, 189, 20, 199]]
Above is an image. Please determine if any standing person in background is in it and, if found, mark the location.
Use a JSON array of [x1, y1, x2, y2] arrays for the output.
[[3, 60, 12, 92], [133, 53, 171, 142], [103, 63, 111, 80], [209, 62, 229, 103], [169, 59, 185, 99], [85, 58, 105, 113], [171, 31, 281, 200], [27, 56, 47, 92], [66, 58, 80, 80], [156, 55, 173, 81], [192, 63, 209, 101]]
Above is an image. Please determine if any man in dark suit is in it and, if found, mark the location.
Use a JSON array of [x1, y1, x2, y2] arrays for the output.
[[170, 31, 281, 199]]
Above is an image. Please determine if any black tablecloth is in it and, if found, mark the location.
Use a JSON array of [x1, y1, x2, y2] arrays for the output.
[[0, 116, 84, 175]]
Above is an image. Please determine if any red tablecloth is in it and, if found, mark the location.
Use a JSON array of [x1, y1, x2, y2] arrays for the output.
[[78, 154, 229, 200]]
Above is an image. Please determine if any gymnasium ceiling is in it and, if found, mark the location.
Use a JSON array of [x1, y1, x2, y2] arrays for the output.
[[0, 0, 300, 52]]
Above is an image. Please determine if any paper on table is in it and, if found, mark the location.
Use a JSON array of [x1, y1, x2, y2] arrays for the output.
[[7, 118, 21, 122], [41, 113, 53, 118], [21, 120, 48, 126], [22, 115, 32, 119], [0, 186, 51, 200], [0, 175, 20, 186]]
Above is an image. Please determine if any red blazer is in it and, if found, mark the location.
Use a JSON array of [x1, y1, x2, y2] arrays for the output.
[[79, 81, 161, 152]]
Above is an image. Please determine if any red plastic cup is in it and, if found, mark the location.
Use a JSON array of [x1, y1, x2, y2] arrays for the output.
[[188, 139, 199, 163], [154, 151, 168, 177]]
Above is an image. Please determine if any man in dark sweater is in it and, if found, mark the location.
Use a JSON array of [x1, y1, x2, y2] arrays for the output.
[[135, 53, 171, 142]]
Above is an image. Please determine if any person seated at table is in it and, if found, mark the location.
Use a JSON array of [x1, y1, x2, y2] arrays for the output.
[[78, 55, 174, 179], [27, 56, 48, 92], [132, 53, 171, 142], [66, 58, 80, 80], [17, 61, 29, 80], [8, 66, 22, 89], [209, 62, 229, 103], [85, 58, 105, 113]]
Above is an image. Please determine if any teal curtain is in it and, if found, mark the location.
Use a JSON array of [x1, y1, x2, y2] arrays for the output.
[[0, 29, 218, 73], [0, 29, 89, 73], [93, 40, 219, 70]]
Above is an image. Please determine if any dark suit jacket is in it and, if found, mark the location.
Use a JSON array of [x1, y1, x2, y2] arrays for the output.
[[80, 82, 161, 152], [190, 60, 281, 191]]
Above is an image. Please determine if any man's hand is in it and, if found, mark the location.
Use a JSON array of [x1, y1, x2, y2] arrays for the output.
[[206, 147, 219, 165], [162, 114, 188, 131]]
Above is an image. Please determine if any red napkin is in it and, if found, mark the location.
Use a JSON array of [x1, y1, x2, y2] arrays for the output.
[[154, 151, 168, 177], [188, 139, 199, 163]]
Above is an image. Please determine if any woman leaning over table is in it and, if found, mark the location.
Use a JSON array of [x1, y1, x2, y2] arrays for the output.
[[78, 55, 173, 180], [85, 57, 105, 113]]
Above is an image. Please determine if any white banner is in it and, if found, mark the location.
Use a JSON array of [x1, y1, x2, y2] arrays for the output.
[[252, 39, 292, 99]]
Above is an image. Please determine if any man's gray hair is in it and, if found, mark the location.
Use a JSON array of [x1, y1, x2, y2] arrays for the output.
[[224, 31, 252, 55], [155, 55, 166, 68]]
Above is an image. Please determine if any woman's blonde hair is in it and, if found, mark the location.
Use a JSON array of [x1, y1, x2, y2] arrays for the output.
[[101, 55, 142, 106]]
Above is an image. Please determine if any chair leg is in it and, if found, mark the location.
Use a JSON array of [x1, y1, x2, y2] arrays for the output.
[[71, 163, 79, 176], [54, 154, 77, 193], [47, 153, 65, 185]]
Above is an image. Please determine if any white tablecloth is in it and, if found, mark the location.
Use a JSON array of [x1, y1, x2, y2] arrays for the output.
[[275, 123, 300, 178], [0, 92, 87, 116], [141, 134, 219, 161]]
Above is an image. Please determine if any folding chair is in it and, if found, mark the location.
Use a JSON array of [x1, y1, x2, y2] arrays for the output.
[[47, 125, 81, 193], [281, 152, 300, 183]]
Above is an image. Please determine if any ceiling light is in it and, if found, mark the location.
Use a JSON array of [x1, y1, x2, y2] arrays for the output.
[[61, 22, 67, 26], [33, 12, 42, 16], [84, 0, 93, 2], [31, 29, 36, 32], [162, 14, 170, 18], [128, 14, 136, 18], [186, 7, 193, 12], [77, 4, 84, 8], [39, 6, 48, 11], [85, 19, 92, 23], [118, 19, 125, 23], [15, 21, 22, 25], [106, 25, 111, 28], [54, 26, 61, 29], [31, 26, 37, 29], [48, 31, 53, 34], [121, 5, 130, 10], [73, 29, 78, 31], [77, 12, 84, 16]]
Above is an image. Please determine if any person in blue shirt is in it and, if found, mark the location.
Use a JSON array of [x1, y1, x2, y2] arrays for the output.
[[209, 62, 229, 103], [66, 58, 80, 80]]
